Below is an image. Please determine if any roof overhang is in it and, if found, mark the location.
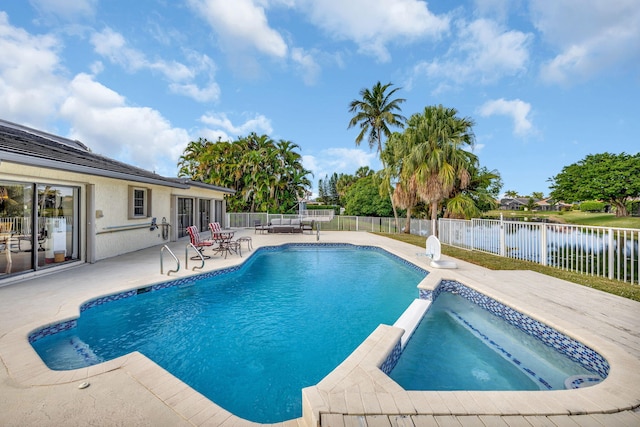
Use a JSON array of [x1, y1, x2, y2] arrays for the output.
[[1, 152, 190, 189]]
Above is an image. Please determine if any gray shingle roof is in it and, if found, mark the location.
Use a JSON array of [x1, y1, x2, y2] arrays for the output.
[[0, 119, 233, 193]]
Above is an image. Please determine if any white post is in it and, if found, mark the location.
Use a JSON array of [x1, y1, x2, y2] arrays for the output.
[[608, 228, 614, 280], [499, 214, 506, 257], [540, 223, 548, 266]]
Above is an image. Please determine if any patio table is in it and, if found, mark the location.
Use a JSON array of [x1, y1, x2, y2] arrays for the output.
[[211, 229, 241, 259]]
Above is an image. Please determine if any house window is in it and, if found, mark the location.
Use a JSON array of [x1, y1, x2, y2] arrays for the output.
[[129, 186, 151, 218]]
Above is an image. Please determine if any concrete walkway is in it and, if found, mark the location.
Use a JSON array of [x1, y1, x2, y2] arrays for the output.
[[0, 230, 639, 426]]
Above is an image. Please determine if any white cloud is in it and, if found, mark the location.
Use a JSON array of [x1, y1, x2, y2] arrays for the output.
[[187, 0, 288, 58], [478, 98, 533, 136], [0, 12, 67, 128], [301, 0, 449, 62], [91, 28, 192, 79], [531, 0, 640, 84], [59, 73, 190, 176], [199, 112, 273, 136], [410, 18, 531, 88], [90, 28, 220, 102], [29, 0, 97, 21], [291, 47, 321, 85], [473, 0, 514, 22]]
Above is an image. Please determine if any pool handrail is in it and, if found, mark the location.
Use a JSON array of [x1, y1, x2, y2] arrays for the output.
[[185, 243, 205, 271], [160, 245, 180, 275]]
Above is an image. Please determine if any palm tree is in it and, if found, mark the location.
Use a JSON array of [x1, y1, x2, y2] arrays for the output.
[[445, 165, 501, 218], [403, 105, 477, 236], [383, 131, 413, 233], [348, 81, 406, 229], [393, 175, 419, 233], [178, 133, 311, 213], [178, 137, 213, 181]]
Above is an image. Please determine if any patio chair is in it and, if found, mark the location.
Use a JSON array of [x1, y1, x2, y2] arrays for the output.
[[208, 222, 241, 258], [186, 225, 213, 260], [254, 219, 269, 234]]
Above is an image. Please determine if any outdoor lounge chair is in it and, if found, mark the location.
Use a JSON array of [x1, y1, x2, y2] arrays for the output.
[[267, 218, 303, 233], [186, 225, 213, 260]]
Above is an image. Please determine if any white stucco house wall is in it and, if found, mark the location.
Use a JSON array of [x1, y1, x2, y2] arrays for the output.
[[0, 119, 234, 283]]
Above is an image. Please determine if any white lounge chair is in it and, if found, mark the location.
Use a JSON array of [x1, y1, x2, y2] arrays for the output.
[[425, 235, 457, 269]]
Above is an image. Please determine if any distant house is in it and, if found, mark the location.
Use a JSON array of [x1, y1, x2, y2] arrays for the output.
[[499, 197, 572, 212], [0, 119, 234, 283], [499, 197, 529, 210], [535, 198, 556, 211], [537, 198, 574, 211]]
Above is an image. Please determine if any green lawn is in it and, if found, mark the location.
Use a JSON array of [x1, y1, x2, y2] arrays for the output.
[[483, 210, 640, 229], [375, 232, 640, 303]]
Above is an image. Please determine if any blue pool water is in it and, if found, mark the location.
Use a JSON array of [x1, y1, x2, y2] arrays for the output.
[[390, 291, 602, 391], [32, 245, 426, 423]]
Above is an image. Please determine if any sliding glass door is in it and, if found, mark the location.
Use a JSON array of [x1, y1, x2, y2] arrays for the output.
[[0, 180, 79, 278], [177, 197, 194, 238]]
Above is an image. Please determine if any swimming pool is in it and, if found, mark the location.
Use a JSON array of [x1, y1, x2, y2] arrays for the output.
[[28, 245, 612, 423], [30, 244, 426, 423]]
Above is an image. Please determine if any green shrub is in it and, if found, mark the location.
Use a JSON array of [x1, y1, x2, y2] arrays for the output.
[[580, 201, 605, 212]]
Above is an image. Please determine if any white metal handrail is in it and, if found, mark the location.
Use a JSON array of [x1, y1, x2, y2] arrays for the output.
[[160, 245, 180, 275], [185, 243, 205, 271]]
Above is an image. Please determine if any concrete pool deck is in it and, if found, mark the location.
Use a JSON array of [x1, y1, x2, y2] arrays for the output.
[[0, 230, 639, 426]]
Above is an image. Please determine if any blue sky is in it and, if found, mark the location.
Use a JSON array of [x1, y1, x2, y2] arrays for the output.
[[1, 0, 638, 198]]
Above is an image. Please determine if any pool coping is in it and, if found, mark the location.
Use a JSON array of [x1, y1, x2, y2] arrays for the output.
[[1, 231, 639, 426]]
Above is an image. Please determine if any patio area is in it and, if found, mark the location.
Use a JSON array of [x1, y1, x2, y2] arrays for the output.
[[0, 230, 639, 426]]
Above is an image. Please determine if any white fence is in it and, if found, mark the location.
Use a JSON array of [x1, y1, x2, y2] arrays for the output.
[[227, 212, 434, 235], [439, 218, 639, 285], [227, 212, 639, 285]]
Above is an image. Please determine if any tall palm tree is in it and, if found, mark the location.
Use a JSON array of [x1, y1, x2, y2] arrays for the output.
[[403, 105, 477, 236], [383, 131, 413, 233], [348, 81, 406, 229]]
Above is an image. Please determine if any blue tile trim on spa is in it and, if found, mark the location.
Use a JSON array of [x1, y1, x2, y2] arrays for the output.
[[411, 280, 610, 380], [28, 243, 427, 343]]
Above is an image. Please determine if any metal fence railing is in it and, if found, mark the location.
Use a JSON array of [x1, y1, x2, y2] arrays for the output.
[[227, 212, 419, 234], [438, 218, 639, 286], [226, 213, 639, 286]]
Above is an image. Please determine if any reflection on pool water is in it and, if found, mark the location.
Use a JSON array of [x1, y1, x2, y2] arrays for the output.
[[30, 244, 426, 423]]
